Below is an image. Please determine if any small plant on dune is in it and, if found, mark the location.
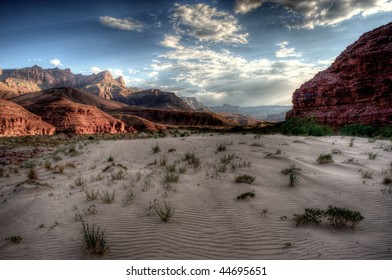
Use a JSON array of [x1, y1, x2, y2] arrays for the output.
[[216, 142, 227, 152], [349, 138, 355, 147], [250, 142, 264, 147], [361, 170, 374, 179], [107, 155, 114, 162], [75, 175, 87, 187], [23, 161, 36, 169], [27, 168, 38, 180], [159, 152, 168, 166], [151, 143, 161, 153], [281, 164, 302, 186], [78, 215, 108, 254], [100, 189, 115, 204], [111, 170, 126, 180], [325, 205, 364, 229], [123, 189, 135, 205], [220, 154, 235, 165], [144, 199, 158, 216], [182, 151, 201, 168], [86, 189, 100, 201], [5, 235, 23, 243], [293, 206, 364, 229], [55, 164, 65, 174], [44, 160, 52, 170], [163, 171, 179, 184], [234, 174, 255, 184], [368, 152, 378, 160], [168, 148, 176, 153], [178, 165, 187, 174], [155, 201, 175, 222], [382, 176, 391, 185], [317, 153, 334, 164], [293, 208, 324, 226], [283, 242, 292, 248], [237, 190, 255, 199], [166, 163, 177, 173]]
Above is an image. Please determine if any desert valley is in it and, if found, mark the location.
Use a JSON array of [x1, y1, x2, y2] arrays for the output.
[[1, 1, 391, 260]]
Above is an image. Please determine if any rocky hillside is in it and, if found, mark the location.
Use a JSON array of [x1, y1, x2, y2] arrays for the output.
[[181, 96, 210, 111], [0, 99, 55, 136], [0, 66, 129, 99], [114, 89, 192, 111], [288, 22, 392, 127], [25, 97, 129, 134]]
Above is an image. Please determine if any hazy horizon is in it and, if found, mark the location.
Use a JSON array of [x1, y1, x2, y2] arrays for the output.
[[1, 0, 391, 106]]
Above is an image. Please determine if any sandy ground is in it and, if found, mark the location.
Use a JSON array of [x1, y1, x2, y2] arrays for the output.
[[0, 133, 391, 259]]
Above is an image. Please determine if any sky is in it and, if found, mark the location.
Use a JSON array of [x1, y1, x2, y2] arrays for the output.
[[1, 0, 391, 106]]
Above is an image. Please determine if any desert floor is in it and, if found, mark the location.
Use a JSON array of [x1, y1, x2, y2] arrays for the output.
[[0, 133, 391, 259]]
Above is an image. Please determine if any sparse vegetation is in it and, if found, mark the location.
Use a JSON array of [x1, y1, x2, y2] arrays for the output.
[[216, 142, 227, 152], [349, 138, 355, 147], [237, 190, 255, 199], [317, 153, 334, 164], [293, 206, 364, 228], [159, 152, 168, 166], [86, 189, 100, 201], [75, 175, 87, 187], [44, 160, 52, 170], [182, 151, 201, 168], [382, 176, 391, 185], [79, 215, 108, 254], [27, 168, 38, 180], [163, 172, 179, 184], [281, 164, 302, 186], [361, 170, 374, 179], [155, 201, 175, 222], [368, 152, 378, 160], [100, 189, 115, 204], [123, 189, 135, 205], [277, 117, 333, 136], [220, 154, 235, 165], [5, 235, 23, 243], [234, 174, 255, 184], [107, 155, 114, 162], [151, 143, 161, 153], [111, 170, 126, 180]]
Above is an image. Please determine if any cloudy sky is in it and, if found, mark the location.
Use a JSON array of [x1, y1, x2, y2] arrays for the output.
[[1, 0, 391, 106]]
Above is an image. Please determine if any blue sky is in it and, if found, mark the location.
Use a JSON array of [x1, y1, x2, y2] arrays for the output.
[[1, 0, 391, 106]]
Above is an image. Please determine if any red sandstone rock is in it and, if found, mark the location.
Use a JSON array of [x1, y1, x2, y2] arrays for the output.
[[112, 113, 167, 132], [288, 22, 392, 127], [0, 99, 55, 136], [26, 97, 128, 134]]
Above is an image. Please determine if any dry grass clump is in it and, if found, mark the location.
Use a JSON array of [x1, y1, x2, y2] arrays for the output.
[[155, 201, 175, 222], [281, 164, 302, 186], [182, 151, 201, 168], [237, 190, 255, 199], [27, 168, 38, 180], [100, 189, 115, 204], [317, 153, 334, 164], [78, 215, 108, 254], [86, 189, 100, 201], [368, 152, 378, 160], [151, 143, 160, 153], [361, 170, 374, 179], [234, 174, 255, 184]]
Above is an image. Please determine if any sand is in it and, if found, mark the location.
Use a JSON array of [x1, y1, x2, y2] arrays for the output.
[[0, 133, 391, 259]]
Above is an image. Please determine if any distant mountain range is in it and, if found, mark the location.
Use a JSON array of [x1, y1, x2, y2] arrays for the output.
[[209, 104, 291, 122]]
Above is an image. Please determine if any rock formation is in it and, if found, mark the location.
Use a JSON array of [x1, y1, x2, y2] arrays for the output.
[[0, 66, 130, 99], [0, 99, 55, 136], [114, 89, 192, 111], [288, 22, 392, 127], [25, 97, 129, 134], [181, 96, 210, 111]]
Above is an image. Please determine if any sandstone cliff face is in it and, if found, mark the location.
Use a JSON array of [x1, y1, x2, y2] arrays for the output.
[[0, 66, 129, 99], [26, 97, 128, 134], [288, 22, 392, 127], [0, 99, 55, 136], [112, 113, 167, 132], [114, 89, 192, 111]]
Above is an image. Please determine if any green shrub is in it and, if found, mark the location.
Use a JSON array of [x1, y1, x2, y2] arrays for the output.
[[361, 170, 374, 179], [278, 117, 333, 136], [86, 189, 100, 201], [293, 206, 364, 228], [237, 190, 255, 199], [382, 176, 391, 185], [107, 155, 114, 162], [79, 216, 108, 254], [281, 164, 302, 186], [100, 190, 115, 204], [234, 174, 255, 184], [151, 143, 160, 153], [216, 142, 227, 152], [220, 154, 235, 165], [182, 151, 201, 168], [340, 124, 376, 137], [155, 201, 175, 222], [163, 172, 179, 184], [317, 153, 334, 164], [27, 168, 38, 180], [325, 205, 364, 228], [5, 235, 23, 243], [368, 152, 378, 160]]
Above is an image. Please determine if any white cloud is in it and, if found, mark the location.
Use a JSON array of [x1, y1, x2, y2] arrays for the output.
[[128, 68, 141, 75], [28, 58, 42, 62], [108, 68, 123, 77], [153, 40, 328, 106], [159, 34, 183, 49], [233, 0, 392, 29], [50, 59, 63, 66], [90, 66, 103, 74], [171, 3, 248, 44], [275, 41, 302, 58], [234, 0, 263, 14], [99, 16, 144, 31]]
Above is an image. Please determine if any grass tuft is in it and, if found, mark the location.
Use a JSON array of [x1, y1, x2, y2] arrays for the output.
[[234, 174, 255, 184], [237, 190, 255, 199], [317, 153, 334, 164]]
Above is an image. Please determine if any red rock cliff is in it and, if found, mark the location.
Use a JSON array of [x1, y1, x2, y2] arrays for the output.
[[288, 22, 392, 127], [0, 99, 55, 136]]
